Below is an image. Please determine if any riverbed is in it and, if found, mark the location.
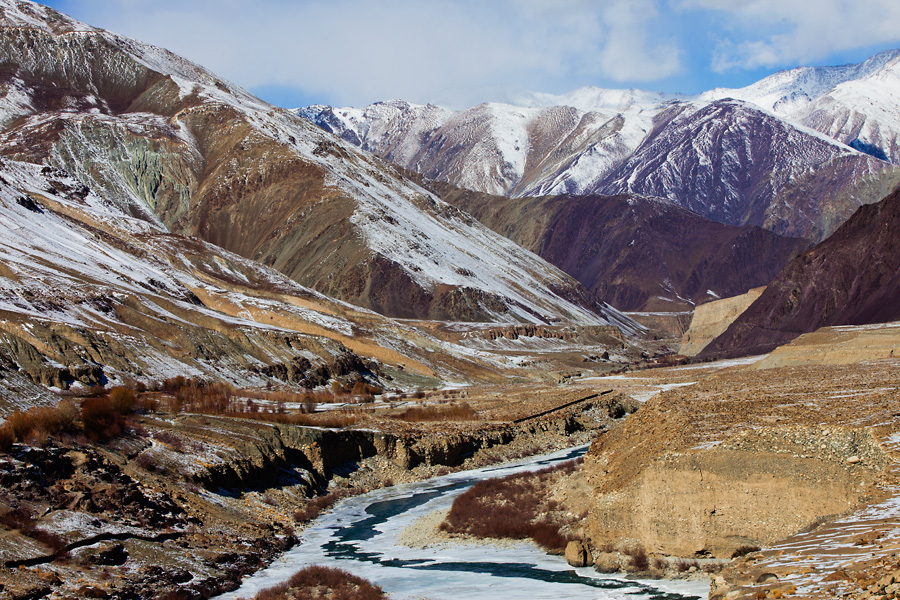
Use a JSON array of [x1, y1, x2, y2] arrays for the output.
[[218, 445, 708, 600]]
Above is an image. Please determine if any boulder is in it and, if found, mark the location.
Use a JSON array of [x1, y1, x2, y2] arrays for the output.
[[565, 541, 593, 567]]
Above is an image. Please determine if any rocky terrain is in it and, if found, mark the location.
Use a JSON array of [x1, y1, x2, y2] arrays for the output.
[[0, 0, 663, 414], [0, 3, 898, 600], [576, 352, 899, 598], [679, 287, 766, 356], [349, 348, 900, 599], [0, 384, 632, 599], [701, 185, 900, 360]]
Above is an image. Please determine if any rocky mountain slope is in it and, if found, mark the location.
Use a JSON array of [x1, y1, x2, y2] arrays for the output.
[[0, 0, 631, 329], [300, 50, 900, 241], [415, 177, 809, 311], [0, 156, 527, 404], [699, 186, 900, 359]]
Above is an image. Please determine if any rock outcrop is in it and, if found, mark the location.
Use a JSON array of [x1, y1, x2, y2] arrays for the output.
[[579, 361, 895, 559], [679, 287, 766, 356], [701, 186, 900, 360]]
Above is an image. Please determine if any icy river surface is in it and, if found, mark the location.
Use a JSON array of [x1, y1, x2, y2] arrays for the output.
[[218, 445, 707, 600]]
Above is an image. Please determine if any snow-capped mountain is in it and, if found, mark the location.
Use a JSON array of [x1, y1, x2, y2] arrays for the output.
[[0, 0, 637, 331], [702, 49, 900, 166], [300, 49, 900, 241]]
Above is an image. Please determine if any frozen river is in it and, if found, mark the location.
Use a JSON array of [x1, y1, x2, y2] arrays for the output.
[[218, 445, 707, 600]]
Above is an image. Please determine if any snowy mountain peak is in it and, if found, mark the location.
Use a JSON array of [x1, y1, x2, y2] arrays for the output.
[[507, 86, 681, 114], [700, 48, 900, 118]]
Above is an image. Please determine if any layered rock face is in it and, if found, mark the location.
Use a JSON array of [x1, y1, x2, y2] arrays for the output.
[[586, 428, 882, 557], [701, 186, 900, 360], [580, 362, 894, 558]]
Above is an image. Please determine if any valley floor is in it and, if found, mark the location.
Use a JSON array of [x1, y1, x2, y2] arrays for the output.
[[0, 323, 898, 599]]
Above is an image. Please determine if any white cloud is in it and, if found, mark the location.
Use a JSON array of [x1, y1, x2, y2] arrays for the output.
[[680, 0, 900, 72], [53, 0, 683, 107], [597, 0, 681, 81]]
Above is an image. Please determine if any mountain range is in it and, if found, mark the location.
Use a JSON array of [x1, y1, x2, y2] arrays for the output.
[[0, 0, 897, 402], [699, 185, 900, 359], [300, 50, 900, 242]]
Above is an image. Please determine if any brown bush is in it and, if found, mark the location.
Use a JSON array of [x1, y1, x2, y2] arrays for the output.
[[5, 410, 35, 440], [55, 400, 79, 431], [81, 396, 125, 442], [394, 402, 477, 422], [732, 545, 760, 558], [1, 401, 83, 448], [154, 430, 184, 452], [675, 558, 700, 572], [624, 546, 649, 571], [440, 463, 576, 552], [0, 507, 67, 553], [108, 386, 137, 414], [134, 452, 161, 473], [0, 425, 13, 453], [250, 565, 386, 600]]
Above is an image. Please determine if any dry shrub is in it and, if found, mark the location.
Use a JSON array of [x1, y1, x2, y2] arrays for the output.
[[350, 380, 383, 397], [55, 400, 79, 430], [5, 410, 35, 440], [293, 490, 356, 523], [732, 545, 760, 558], [134, 452, 161, 473], [138, 396, 160, 413], [624, 546, 649, 571], [675, 558, 700, 572], [0, 507, 67, 553], [0, 425, 13, 452], [81, 396, 125, 442], [154, 430, 184, 452], [394, 402, 477, 422], [251, 565, 386, 600], [440, 461, 579, 552], [1, 400, 83, 448], [108, 386, 137, 414]]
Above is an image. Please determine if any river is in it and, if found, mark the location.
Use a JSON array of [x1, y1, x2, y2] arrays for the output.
[[218, 445, 708, 600]]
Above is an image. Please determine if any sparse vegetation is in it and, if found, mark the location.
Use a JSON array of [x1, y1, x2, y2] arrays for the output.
[[292, 489, 363, 524], [624, 546, 650, 571], [0, 506, 68, 553], [731, 545, 760, 558], [675, 558, 701, 572], [0, 400, 82, 448]]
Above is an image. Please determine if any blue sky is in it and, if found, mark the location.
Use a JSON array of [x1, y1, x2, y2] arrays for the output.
[[42, 0, 900, 109]]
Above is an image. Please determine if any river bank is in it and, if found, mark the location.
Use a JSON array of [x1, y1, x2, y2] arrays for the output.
[[220, 445, 710, 600]]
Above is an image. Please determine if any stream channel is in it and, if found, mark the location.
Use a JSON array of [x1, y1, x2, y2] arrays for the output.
[[218, 445, 708, 600]]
